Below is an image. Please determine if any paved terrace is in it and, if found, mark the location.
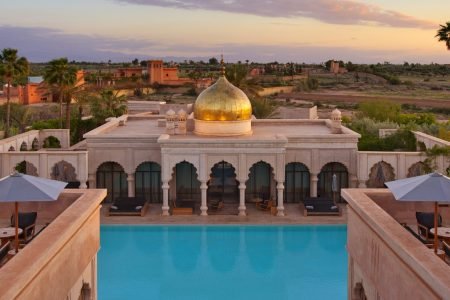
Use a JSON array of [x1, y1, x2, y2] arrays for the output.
[[85, 116, 358, 140], [101, 203, 347, 225]]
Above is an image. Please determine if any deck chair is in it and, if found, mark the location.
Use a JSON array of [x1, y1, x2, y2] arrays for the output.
[[416, 212, 442, 242], [11, 212, 37, 244]]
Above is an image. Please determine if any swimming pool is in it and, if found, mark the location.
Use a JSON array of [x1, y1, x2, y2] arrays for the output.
[[99, 225, 347, 300]]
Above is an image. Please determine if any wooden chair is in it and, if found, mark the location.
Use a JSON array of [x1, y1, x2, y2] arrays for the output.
[[416, 212, 442, 242], [11, 212, 37, 244], [256, 199, 273, 211], [0, 241, 11, 267], [442, 240, 450, 263], [209, 199, 224, 211]]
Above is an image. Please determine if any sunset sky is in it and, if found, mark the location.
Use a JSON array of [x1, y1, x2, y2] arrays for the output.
[[1, 0, 449, 63]]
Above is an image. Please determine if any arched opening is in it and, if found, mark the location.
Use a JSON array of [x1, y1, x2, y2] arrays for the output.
[[42, 136, 61, 149], [15, 161, 38, 176], [20, 141, 27, 151], [32, 138, 39, 151], [51, 161, 80, 188], [8, 146, 15, 151], [208, 161, 238, 204], [135, 162, 162, 203], [96, 162, 127, 203], [366, 161, 395, 188], [318, 162, 348, 202], [285, 162, 310, 203], [407, 162, 429, 177], [246, 161, 274, 201], [174, 161, 200, 202]]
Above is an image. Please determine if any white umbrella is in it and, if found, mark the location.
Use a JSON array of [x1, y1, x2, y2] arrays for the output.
[[385, 172, 450, 253], [0, 172, 67, 252]]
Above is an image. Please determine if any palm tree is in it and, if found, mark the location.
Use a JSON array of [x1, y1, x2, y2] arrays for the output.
[[43, 58, 78, 129], [436, 22, 450, 50], [90, 89, 127, 124], [225, 63, 276, 118], [0, 48, 29, 137]]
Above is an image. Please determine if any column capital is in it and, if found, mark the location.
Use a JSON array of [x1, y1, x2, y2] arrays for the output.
[[200, 181, 208, 190]]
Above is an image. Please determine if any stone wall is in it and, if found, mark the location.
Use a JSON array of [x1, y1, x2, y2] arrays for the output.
[[0, 189, 106, 300], [343, 189, 450, 300]]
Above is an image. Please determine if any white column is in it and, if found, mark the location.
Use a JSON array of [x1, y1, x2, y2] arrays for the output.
[[358, 179, 367, 188], [127, 173, 135, 197], [162, 181, 170, 216], [200, 181, 208, 216], [238, 182, 246, 216], [88, 173, 96, 189], [310, 173, 318, 197], [79, 181, 87, 189], [349, 174, 358, 188], [276, 181, 285, 216]]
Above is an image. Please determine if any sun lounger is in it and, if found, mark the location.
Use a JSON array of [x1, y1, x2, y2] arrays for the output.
[[302, 197, 340, 216], [108, 197, 149, 216]]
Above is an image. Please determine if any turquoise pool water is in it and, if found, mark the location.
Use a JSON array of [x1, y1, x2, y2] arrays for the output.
[[99, 225, 347, 300]]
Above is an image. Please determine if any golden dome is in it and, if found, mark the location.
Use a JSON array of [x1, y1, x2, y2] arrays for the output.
[[194, 76, 252, 121]]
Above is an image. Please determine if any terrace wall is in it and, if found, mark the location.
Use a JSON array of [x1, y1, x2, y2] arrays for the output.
[[0, 189, 106, 300], [342, 189, 450, 299]]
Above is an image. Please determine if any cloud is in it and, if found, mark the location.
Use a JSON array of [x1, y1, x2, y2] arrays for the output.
[[0, 26, 446, 64], [0, 26, 157, 62], [113, 0, 435, 29]]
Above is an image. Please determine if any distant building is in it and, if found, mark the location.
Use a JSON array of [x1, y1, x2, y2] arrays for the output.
[[147, 60, 212, 88], [249, 67, 265, 77], [114, 67, 143, 79], [329, 61, 348, 74], [21, 71, 85, 105]]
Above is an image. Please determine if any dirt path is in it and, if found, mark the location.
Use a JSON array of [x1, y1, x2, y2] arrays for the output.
[[277, 92, 450, 108]]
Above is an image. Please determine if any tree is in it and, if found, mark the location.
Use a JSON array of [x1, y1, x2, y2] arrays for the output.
[[43, 58, 78, 129], [436, 22, 450, 50], [0, 48, 29, 137], [132, 58, 139, 65], [208, 57, 218, 65], [90, 89, 127, 124], [225, 63, 262, 98]]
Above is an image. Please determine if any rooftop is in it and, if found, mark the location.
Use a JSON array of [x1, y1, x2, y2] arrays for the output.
[[85, 116, 359, 141]]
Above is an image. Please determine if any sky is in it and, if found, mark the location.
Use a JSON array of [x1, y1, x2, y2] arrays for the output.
[[0, 0, 449, 63]]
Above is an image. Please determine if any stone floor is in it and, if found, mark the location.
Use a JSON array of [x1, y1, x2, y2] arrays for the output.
[[100, 203, 347, 225]]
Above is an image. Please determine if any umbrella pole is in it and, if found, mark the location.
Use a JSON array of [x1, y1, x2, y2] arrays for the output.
[[434, 202, 438, 254], [15, 201, 19, 253]]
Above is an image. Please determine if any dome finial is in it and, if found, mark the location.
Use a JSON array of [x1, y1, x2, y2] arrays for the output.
[[220, 54, 225, 77]]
